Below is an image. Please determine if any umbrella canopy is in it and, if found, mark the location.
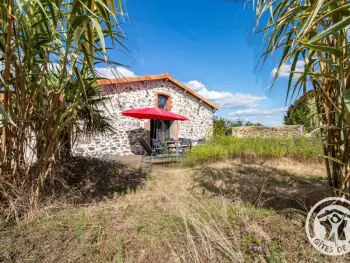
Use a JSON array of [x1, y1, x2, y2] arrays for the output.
[[122, 108, 189, 121]]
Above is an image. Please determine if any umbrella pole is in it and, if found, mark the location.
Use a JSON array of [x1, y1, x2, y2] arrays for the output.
[[152, 119, 156, 144], [152, 119, 159, 150], [153, 119, 156, 140]]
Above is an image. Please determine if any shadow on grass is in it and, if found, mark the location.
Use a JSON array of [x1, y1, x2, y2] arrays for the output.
[[46, 156, 147, 203], [193, 162, 332, 212]]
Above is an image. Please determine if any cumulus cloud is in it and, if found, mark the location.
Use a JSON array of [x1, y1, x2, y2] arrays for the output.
[[228, 107, 288, 119], [95, 67, 136, 78], [185, 80, 267, 109], [186, 80, 206, 92], [271, 60, 305, 78], [199, 90, 267, 109]]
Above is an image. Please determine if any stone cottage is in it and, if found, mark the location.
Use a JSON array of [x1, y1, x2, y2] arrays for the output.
[[73, 73, 219, 156]]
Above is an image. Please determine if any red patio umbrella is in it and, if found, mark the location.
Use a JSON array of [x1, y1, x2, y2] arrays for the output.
[[122, 107, 189, 121]]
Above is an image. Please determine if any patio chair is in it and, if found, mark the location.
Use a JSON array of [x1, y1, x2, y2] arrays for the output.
[[163, 138, 178, 151], [138, 138, 181, 162], [180, 138, 192, 154], [151, 139, 165, 153], [197, 138, 206, 144]]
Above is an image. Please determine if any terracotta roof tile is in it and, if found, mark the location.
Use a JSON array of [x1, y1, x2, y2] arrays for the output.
[[97, 73, 220, 110]]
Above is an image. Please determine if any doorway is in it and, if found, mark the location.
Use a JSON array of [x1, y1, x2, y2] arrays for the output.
[[151, 120, 171, 142]]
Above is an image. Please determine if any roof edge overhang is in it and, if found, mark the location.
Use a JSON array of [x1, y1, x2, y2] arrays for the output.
[[98, 72, 220, 110]]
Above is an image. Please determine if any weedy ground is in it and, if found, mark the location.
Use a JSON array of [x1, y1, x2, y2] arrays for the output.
[[0, 158, 348, 263], [182, 136, 323, 166]]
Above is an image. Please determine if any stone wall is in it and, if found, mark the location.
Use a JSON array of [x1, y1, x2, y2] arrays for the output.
[[73, 80, 214, 157], [231, 125, 304, 137]]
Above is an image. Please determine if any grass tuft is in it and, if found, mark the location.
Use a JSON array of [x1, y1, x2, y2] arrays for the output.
[[182, 136, 323, 166], [1, 160, 348, 262]]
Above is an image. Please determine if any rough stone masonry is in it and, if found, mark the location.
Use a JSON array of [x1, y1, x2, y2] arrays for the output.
[[232, 125, 305, 137], [73, 78, 217, 157]]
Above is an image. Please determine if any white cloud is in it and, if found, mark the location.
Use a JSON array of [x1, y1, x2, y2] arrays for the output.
[[271, 60, 305, 78], [186, 80, 206, 92], [228, 107, 287, 119], [185, 80, 267, 109], [199, 90, 267, 109], [95, 67, 136, 78]]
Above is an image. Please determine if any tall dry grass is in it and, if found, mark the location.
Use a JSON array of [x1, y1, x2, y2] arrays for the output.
[[0, 157, 146, 226], [182, 136, 323, 166], [1, 164, 349, 262], [167, 195, 349, 263], [168, 198, 245, 263]]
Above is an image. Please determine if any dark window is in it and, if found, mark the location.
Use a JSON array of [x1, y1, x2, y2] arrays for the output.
[[157, 94, 169, 110]]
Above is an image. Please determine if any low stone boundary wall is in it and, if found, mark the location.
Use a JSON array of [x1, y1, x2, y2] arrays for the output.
[[232, 125, 304, 137]]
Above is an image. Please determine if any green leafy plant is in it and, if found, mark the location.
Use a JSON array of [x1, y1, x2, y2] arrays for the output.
[[213, 116, 243, 136], [213, 116, 262, 136], [284, 91, 315, 132], [0, 0, 127, 206], [255, 0, 350, 193]]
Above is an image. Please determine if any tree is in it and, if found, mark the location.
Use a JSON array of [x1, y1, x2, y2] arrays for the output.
[[213, 116, 243, 136], [283, 91, 315, 131], [245, 121, 263, 127], [255, 0, 350, 193], [0, 0, 126, 206], [284, 104, 310, 127], [213, 116, 262, 136]]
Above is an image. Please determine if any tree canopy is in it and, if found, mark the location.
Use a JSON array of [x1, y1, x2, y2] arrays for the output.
[[283, 91, 315, 131]]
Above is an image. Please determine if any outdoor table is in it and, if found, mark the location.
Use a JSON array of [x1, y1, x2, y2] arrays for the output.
[[164, 140, 181, 154]]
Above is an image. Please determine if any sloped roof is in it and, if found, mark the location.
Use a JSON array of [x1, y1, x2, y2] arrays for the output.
[[98, 72, 219, 110]]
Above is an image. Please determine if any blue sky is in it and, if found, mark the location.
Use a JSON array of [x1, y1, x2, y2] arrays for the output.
[[98, 0, 299, 125]]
